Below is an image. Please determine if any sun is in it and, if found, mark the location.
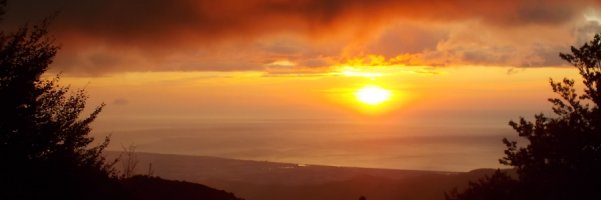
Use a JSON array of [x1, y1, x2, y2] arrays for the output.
[[355, 85, 391, 105]]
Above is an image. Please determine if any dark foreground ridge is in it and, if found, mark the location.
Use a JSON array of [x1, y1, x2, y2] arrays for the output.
[[122, 175, 243, 200]]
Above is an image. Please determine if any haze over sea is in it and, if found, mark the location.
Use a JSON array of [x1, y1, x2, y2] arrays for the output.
[[76, 66, 578, 172], [95, 115, 512, 172]]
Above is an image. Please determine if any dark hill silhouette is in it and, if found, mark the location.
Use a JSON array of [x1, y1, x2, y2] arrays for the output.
[[121, 175, 243, 200], [206, 168, 509, 200]]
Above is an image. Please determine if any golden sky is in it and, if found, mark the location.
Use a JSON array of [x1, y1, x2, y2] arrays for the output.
[[4, 0, 599, 171], [60, 66, 580, 171]]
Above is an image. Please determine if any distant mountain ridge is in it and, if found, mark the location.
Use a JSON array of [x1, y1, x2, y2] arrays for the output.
[[106, 151, 510, 200]]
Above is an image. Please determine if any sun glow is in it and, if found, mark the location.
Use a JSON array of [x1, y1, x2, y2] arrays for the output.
[[338, 67, 383, 78], [355, 85, 391, 105], [341, 70, 383, 78]]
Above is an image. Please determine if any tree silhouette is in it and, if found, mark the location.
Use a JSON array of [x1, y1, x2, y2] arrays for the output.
[[0, 0, 5, 21], [448, 34, 601, 200], [0, 3, 121, 199]]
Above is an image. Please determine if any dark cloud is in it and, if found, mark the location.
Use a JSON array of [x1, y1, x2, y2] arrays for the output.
[[5, 0, 589, 43], [516, 2, 574, 25], [2, 0, 598, 74], [530, 44, 569, 67]]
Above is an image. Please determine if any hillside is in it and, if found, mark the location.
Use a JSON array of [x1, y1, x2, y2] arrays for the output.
[[121, 176, 243, 200], [107, 152, 510, 200]]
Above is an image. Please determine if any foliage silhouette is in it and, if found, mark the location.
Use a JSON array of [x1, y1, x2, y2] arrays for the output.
[[0, 0, 5, 21], [0, 3, 122, 199], [120, 145, 140, 179], [447, 34, 601, 200]]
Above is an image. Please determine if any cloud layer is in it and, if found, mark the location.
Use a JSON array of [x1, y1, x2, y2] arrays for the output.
[[4, 0, 601, 75]]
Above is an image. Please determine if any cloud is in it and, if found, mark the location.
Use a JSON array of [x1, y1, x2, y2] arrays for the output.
[[3, 0, 599, 75], [112, 98, 129, 106]]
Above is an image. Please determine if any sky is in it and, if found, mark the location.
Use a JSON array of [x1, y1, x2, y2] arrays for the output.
[[3, 0, 600, 171]]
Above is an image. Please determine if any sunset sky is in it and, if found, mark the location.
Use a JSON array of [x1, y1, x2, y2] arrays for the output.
[[4, 0, 600, 171]]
